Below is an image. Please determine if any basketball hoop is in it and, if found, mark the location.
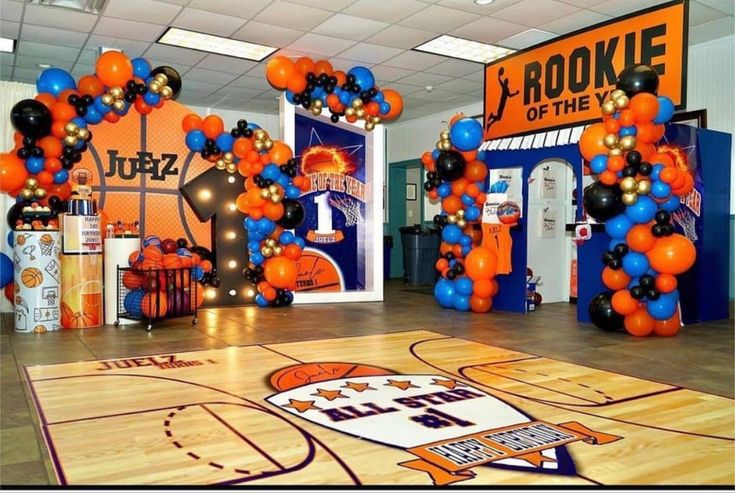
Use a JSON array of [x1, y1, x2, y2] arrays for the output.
[[329, 196, 363, 227], [672, 209, 698, 243]]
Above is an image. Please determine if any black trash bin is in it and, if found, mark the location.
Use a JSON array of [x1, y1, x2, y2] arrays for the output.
[[383, 235, 393, 280], [400, 225, 440, 286]]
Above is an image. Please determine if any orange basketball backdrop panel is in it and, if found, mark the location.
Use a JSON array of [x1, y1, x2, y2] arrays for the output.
[[75, 100, 212, 248], [483, 0, 686, 140], [24, 330, 733, 486]]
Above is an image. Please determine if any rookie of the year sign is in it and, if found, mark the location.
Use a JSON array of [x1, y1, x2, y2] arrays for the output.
[[483, 0, 687, 140]]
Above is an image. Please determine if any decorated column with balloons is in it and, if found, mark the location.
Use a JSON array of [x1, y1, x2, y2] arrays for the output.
[[580, 65, 695, 337]]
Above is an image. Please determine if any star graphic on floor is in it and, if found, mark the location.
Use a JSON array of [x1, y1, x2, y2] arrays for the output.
[[384, 379, 418, 391], [431, 378, 462, 389], [310, 388, 348, 401], [341, 381, 376, 392], [284, 399, 321, 413]]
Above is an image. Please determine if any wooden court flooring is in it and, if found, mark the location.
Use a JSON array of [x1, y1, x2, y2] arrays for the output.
[[22, 329, 734, 486]]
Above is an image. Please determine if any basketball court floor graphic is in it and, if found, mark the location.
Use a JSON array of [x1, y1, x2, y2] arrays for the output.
[[24, 330, 733, 486]]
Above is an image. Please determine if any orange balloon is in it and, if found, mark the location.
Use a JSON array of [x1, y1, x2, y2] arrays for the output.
[[618, 109, 635, 127], [440, 242, 452, 256], [50, 102, 76, 123], [382, 89, 403, 120], [464, 246, 497, 281], [182, 114, 202, 133], [435, 258, 449, 272], [233, 137, 253, 158], [460, 150, 478, 162], [604, 118, 620, 134], [263, 201, 284, 221], [442, 195, 462, 214], [284, 243, 302, 261], [612, 290, 639, 316], [646, 234, 696, 275], [601, 266, 631, 290], [624, 307, 655, 336], [578, 122, 608, 161], [472, 278, 494, 298], [449, 113, 465, 126], [295, 57, 316, 75], [470, 295, 493, 313], [264, 256, 298, 289], [650, 152, 674, 168], [95, 51, 133, 88], [633, 142, 656, 161], [607, 156, 624, 172], [287, 74, 307, 93], [626, 224, 656, 252], [451, 178, 468, 197], [464, 160, 488, 182], [655, 273, 677, 293], [269, 141, 293, 165], [47, 182, 71, 200], [653, 311, 680, 337], [35, 93, 57, 109], [263, 286, 277, 301], [38, 136, 62, 158], [465, 183, 480, 198], [58, 89, 79, 102], [635, 122, 659, 144], [201, 115, 224, 140], [266, 56, 296, 90], [0, 152, 29, 193], [629, 93, 659, 123], [77, 75, 104, 97], [313, 60, 333, 76], [598, 170, 617, 186], [37, 170, 54, 186]]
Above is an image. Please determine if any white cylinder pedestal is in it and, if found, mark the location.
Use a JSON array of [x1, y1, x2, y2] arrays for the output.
[[104, 237, 140, 325], [13, 231, 61, 333]]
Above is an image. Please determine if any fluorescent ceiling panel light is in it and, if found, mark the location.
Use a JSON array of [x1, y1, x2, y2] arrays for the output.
[[157, 27, 277, 62], [474, 0, 495, 4], [0, 37, 16, 53], [413, 35, 514, 64]]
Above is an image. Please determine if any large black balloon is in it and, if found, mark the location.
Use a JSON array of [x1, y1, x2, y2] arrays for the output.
[[435, 150, 466, 182], [190, 245, 213, 262], [151, 66, 182, 99], [616, 64, 659, 97], [583, 182, 624, 222], [588, 292, 624, 331], [10, 99, 52, 138], [6, 202, 26, 229], [277, 199, 305, 230]]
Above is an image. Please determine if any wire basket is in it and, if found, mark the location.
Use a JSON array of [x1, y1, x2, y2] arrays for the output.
[[115, 266, 199, 331]]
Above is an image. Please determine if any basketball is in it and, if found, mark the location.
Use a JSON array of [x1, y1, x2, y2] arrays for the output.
[[142, 245, 163, 262], [141, 291, 168, 318], [497, 201, 521, 225], [128, 251, 143, 266], [122, 270, 145, 290], [295, 249, 342, 292], [162, 253, 183, 269], [270, 362, 393, 391], [21, 267, 44, 288]]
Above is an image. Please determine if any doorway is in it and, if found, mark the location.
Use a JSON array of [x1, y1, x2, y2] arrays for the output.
[[387, 159, 425, 279]]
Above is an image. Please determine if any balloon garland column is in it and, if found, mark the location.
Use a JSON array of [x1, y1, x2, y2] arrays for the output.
[[580, 65, 696, 337], [421, 116, 500, 313]]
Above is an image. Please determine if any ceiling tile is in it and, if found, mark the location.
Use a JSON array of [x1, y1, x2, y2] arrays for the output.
[[287, 0, 356, 10], [365, 24, 437, 49], [145, 58, 192, 76], [12, 67, 43, 83], [493, 0, 579, 25], [172, 7, 248, 37], [180, 78, 221, 94], [71, 63, 95, 77], [144, 44, 208, 66], [23, 4, 98, 32], [1, 52, 14, 65], [188, 0, 270, 18], [312, 14, 389, 41], [255, 2, 334, 31], [696, 0, 734, 16], [103, 0, 182, 24], [499, 28, 558, 49], [590, 0, 670, 17], [370, 64, 416, 82], [437, 0, 524, 14], [383, 50, 447, 70], [76, 49, 97, 65], [342, 0, 427, 23], [408, 88, 460, 102], [155, 0, 191, 5], [242, 98, 279, 114], [397, 71, 452, 86], [689, 15, 735, 45], [327, 57, 374, 69], [385, 82, 425, 95], [229, 75, 272, 91], [94, 16, 166, 42], [15, 55, 73, 72], [195, 54, 258, 75], [556, 0, 606, 6], [17, 41, 80, 62], [20, 24, 89, 48], [184, 67, 238, 85], [425, 58, 483, 77], [214, 86, 265, 99], [537, 8, 610, 34], [434, 77, 482, 94], [232, 21, 304, 47], [1, 20, 20, 39], [399, 5, 481, 32], [451, 17, 528, 44], [689, 1, 729, 26], [286, 33, 356, 57], [85, 35, 151, 58], [1, 0, 23, 22], [462, 70, 485, 82], [335, 42, 404, 64]]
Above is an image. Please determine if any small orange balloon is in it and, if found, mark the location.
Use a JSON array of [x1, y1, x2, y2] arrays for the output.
[[38, 136, 62, 158], [263, 201, 284, 221], [612, 290, 639, 316], [655, 273, 677, 293], [35, 93, 57, 109], [464, 247, 497, 281], [435, 258, 449, 272], [607, 156, 625, 172], [472, 278, 494, 298], [201, 115, 224, 140], [269, 141, 293, 165], [314, 60, 333, 76], [618, 109, 635, 127], [624, 308, 655, 337], [0, 153, 29, 193], [464, 160, 488, 182], [470, 295, 493, 313], [77, 75, 104, 97], [264, 256, 298, 289], [626, 224, 656, 252], [266, 56, 296, 90], [182, 113, 202, 133], [653, 312, 680, 337], [442, 195, 462, 214], [287, 74, 307, 93], [295, 57, 316, 75], [451, 178, 468, 197], [604, 118, 620, 134], [50, 102, 76, 123], [382, 89, 403, 120], [460, 150, 478, 162], [284, 244, 302, 260], [333, 70, 347, 86], [599, 170, 618, 186], [602, 266, 631, 290]]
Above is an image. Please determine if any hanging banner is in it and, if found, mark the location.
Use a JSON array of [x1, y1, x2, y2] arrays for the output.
[[484, 0, 687, 140]]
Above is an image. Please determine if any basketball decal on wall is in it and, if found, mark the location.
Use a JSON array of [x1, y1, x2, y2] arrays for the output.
[[21, 267, 44, 288], [295, 248, 344, 292]]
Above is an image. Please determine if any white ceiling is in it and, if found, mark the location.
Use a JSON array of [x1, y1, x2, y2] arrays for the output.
[[1, 0, 732, 121]]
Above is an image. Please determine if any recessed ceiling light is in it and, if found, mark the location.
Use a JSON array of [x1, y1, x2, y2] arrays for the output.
[[37, 63, 52, 69], [26, 0, 108, 14], [474, 0, 494, 4], [157, 27, 277, 62], [413, 35, 514, 64], [0, 37, 16, 53]]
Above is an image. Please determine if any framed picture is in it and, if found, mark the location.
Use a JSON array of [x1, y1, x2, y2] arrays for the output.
[[671, 109, 707, 128], [406, 183, 417, 201]]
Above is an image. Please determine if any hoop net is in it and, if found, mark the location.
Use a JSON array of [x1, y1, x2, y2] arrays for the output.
[[672, 209, 698, 243], [329, 196, 363, 227]]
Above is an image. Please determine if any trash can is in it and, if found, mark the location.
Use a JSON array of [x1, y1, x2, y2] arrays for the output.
[[383, 235, 393, 280], [400, 225, 440, 286]]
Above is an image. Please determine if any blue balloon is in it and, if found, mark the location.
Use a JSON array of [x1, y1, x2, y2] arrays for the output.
[[452, 293, 470, 311], [143, 92, 161, 106], [257, 218, 276, 235], [94, 96, 111, 114], [215, 133, 234, 152], [255, 294, 269, 307], [36, 68, 76, 97], [186, 130, 206, 152], [247, 122, 261, 130], [477, 150, 487, 161], [244, 217, 257, 231], [250, 252, 265, 266], [437, 183, 451, 198], [461, 245, 472, 256], [622, 251, 650, 277], [0, 252, 13, 288], [379, 102, 391, 115], [277, 174, 290, 187], [124, 289, 145, 317], [192, 266, 204, 281], [442, 224, 462, 244], [249, 231, 263, 242], [465, 205, 480, 221], [625, 196, 657, 224], [461, 193, 474, 206], [605, 214, 633, 239], [294, 237, 305, 249], [373, 91, 385, 103], [646, 291, 678, 320], [459, 234, 472, 246], [434, 279, 455, 308], [132, 58, 152, 79], [71, 117, 87, 129], [262, 164, 280, 180], [312, 87, 324, 99], [339, 91, 352, 105], [53, 170, 69, 184], [650, 181, 671, 199], [84, 105, 103, 124], [285, 90, 296, 104], [25, 156, 45, 174], [286, 185, 301, 199], [347, 66, 375, 91], [431, 149, 440, 161], [280, 231, 295, 245], [455, 277, 473, 296], [247, 240, 260, 252], [651, 163, 664, 181], [449, 118, 483, 151], [619, 126, 637, 137], [6, 231, 13, 248], [590, 154, 608, 174], [654, 96, 675, 124], [660, 195, 681, 212], [115, 101, 131, 116]]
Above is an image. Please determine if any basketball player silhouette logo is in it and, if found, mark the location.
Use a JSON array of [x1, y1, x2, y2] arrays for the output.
[[485, 67, 519, 131]]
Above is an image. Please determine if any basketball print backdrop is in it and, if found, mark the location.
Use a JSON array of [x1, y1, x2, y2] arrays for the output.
[[294, 113, 367, 291], [13, 231, 61, 333]]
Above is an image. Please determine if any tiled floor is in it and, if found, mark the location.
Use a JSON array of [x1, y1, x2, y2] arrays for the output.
[[1, 280, 733, 485]]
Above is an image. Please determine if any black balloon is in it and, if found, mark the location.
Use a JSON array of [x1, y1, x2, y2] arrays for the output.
[[150, 66, 182, 99], [176, 238, 188, 248], [616, 64, 659, 97], [583, 182, 624, 222], [6, 202, 27, 229], [10, 99, 52, 138], [277, 199, 305, 229], [190, 245, 213, 262], [435, 150, 466, 182], [588, 292, 624, 331]]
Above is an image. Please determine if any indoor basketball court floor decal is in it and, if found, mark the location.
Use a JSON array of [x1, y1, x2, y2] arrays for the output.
[[24, 330, 734, 486]]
